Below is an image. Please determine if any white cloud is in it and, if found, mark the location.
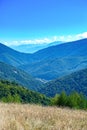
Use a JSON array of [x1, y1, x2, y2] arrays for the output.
[[2, 32, 87, 46], [54, 32, 87, 42], [21, 40, 34, 44], [75, 32, 87, 40], [20, 38, 52, 45], [12, 41, 19, 44]]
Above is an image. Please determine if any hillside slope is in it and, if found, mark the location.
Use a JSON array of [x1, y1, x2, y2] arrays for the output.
[[39, 68, 87, 97], [0, 43, 31, 66], [0, 62, 44, 91], [0, 80, 50, 105]]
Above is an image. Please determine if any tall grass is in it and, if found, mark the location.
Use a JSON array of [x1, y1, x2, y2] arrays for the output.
[[0, 103, 87, 130]]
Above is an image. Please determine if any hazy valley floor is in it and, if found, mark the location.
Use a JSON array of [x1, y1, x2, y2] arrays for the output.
[[0, 103, 87, 130]]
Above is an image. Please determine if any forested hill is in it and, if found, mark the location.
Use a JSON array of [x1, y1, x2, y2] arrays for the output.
[[0, 80, 50, 105], [0, 62, 44, 91], [39, 68, 87, 97]]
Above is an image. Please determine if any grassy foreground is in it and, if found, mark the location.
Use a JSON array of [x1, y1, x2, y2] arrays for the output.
[[0, 103, 87, 130]]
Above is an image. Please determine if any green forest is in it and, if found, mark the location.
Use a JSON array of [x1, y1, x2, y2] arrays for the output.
[[0, 80, 50, 105], [0, 80, 87, 110], [52, 91, 87, 109]]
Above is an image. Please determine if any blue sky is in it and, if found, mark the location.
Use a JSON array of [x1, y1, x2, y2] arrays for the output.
[[0, 0, 87, 46]]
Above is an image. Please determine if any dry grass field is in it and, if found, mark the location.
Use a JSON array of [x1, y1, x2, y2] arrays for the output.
[[0, 103, 87, 130]]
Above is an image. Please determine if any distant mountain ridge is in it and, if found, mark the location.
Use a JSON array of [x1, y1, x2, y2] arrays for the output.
[[11, 41, 62, 53], [0, 38, 87, 80], [19, 38, 87, 80]]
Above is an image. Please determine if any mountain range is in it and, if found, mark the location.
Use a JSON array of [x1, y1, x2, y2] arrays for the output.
[[19, 38, 87, 80], [0, 39, 87, 80], [0, 39, 87, 98]]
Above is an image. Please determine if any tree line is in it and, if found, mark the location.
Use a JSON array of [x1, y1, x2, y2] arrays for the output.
[[51, 91, 87, 109], [0, 80, 87, 110]]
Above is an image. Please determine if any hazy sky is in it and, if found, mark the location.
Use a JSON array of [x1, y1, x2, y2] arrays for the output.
[[0, 0, 87, 45]]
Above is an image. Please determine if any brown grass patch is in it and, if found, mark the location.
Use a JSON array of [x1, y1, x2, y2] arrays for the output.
[[0, 103, 87, 130]]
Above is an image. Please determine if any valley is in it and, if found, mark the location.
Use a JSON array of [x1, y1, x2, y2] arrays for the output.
[[0, 39, 87, 81], [0, 39, 87, 98]]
